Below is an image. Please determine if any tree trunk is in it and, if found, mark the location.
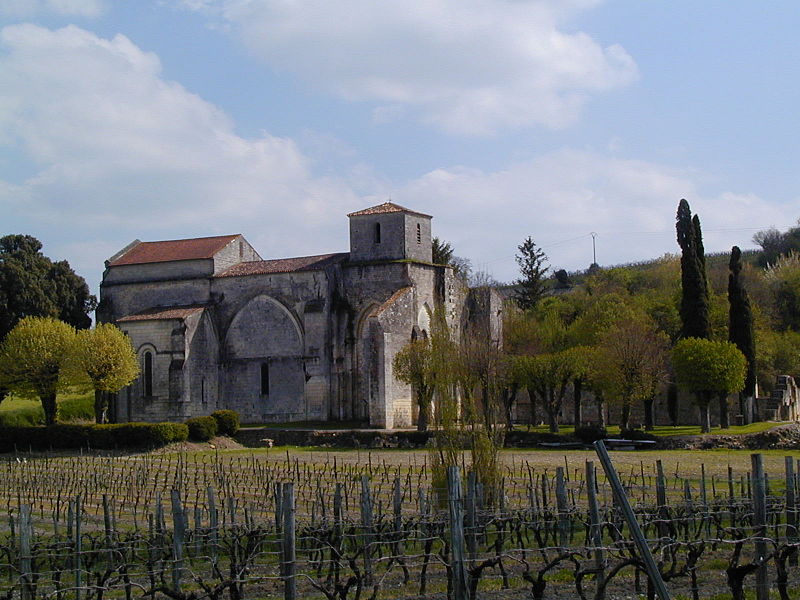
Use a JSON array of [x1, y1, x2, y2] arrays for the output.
[[94, 390, 107, 424], [719, 393, 730, 429], [698, 397, 711, 433], [620, 402, 631, 431], [573, 379, 583, 427], [667, 382, 679, 426], [527, 386, 537, 426], [644, 397, 655, 431], [417, 397, 429, 432], [547, 406, 559, 433], [503, 385, 517, 431], [41, 391, 58, 426]]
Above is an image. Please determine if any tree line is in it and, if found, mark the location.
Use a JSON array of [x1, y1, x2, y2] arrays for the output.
[[408, 199, 800, 440]]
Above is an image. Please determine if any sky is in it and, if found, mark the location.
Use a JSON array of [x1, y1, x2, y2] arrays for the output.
[[1, 0, 799, 296]]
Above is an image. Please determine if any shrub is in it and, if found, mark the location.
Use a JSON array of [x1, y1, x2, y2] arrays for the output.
[[186, 416, 218, 441], [619, 428, 658, 442], [0, 422, 188, 452], [574, 424, 608, 443], [211, 410, 240, 436]]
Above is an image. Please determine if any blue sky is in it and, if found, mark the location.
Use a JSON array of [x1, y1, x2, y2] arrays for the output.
[[1, 0, 798, 294]]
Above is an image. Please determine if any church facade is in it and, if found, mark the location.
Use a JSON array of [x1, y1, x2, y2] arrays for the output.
[[98, 202, 496, 429]]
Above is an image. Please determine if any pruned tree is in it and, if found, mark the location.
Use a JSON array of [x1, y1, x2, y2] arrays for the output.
[[514, 347, 588, 433], [0, 317, 77, 425], [513, 236, 549, 310], [73, 323, 139, 424], [672, 338, 746, 433], [595, 314, 669, 430], [728, 246, 757, 424], [393, 338, 435, 431], [676, 200, 710, 339]]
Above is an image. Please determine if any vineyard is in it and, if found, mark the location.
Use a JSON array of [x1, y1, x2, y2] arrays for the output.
[[1, 448, 799, 600]]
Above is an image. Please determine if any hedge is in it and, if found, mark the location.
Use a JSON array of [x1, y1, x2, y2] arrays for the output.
[[211, 410, 240, 436], [0, 422, 188, 452], [186, 416, 218, 442]]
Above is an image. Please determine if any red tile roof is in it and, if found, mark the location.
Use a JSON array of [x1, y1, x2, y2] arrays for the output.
[[117, 305, 205, 322], [216, 253, 348, 278], [347, 202, 431, 218], [109, 235, 240, 266]]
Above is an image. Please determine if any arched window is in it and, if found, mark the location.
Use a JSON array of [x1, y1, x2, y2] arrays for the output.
[[416, 223, 421, 244], [374, 222, 381, 244], [260, 362, 270, 396], [143, 351, 153, 397]]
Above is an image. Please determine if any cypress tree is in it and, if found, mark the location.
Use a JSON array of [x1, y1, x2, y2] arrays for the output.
[[728, 246, 757, 420], [676, 199, 710, 339]]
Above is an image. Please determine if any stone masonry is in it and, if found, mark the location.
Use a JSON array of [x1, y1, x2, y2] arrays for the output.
[[99, 202, 499, 428]]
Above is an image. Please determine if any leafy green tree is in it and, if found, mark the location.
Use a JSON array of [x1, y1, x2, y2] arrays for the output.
[[676, 200, 710, 339], [764, 252, 800, 331], [432, 237, 454, 266], [753, 222, 800, 267], [74, 323, 139, 424], [0, 235, 96, 340], [513, 236, 549, 310], [0, 317, 77, 425], [728, 246, 757, 422], [393, 338, 435, 431], [672, 338, 746, 433]]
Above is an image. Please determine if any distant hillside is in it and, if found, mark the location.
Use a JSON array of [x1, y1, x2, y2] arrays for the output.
[[497, 248, 762, 297]]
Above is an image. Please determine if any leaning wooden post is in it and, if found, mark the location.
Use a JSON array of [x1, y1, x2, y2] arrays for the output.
[[19, 505, 32, 600], [785, 456, 798, 566], [448, 465, 468, 600], [586, 461, 605, 588], [171, 489, 186, 593], [282, 483, 297, 600], [594, 441, 671, 600], [751, 454, 769, 600]]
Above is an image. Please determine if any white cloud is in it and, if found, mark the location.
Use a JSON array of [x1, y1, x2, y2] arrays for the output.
[[395, 150, 796, 281], [179, 0, 637, 135], [0, 24, 360, 288], [0, 0, 105, 18]]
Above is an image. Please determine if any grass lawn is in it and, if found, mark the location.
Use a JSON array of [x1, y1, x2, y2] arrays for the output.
[[0, 390, 94, 426]]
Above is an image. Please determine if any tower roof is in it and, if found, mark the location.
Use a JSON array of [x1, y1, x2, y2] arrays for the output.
[[347, 202, 431, 219]]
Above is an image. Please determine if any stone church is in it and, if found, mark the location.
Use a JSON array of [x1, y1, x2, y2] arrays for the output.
[[98, 202, 499, 429]]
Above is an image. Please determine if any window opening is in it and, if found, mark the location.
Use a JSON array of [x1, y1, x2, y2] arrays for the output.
[[143, 351, 153, 397], [416, 223, 421, 244], [374, 223, 381, 244], [261, 362, 270, 396]]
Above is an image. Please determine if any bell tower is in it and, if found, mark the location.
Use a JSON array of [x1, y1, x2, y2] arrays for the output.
[[347, 202, 432, 263]]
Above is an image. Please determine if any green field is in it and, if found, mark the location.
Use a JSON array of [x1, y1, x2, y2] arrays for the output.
[[0, 390, 94, 426]]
